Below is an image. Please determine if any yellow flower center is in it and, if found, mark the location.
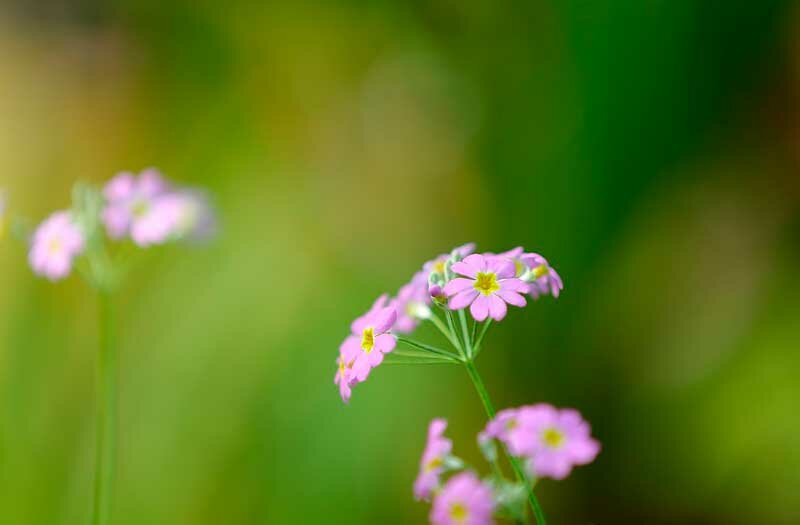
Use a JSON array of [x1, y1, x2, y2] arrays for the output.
[[505, 418, 518, 431], [434, 260, 446, 274], [425, 457, 443, 472], [47, 238, 63, 255], [532, 264, 549, 279], [449, 502, 469, 523], [543, 428, 565, 448], [473, 271, 500, 296], [131, 199, 149, 218], [361, 327, 375, 353]]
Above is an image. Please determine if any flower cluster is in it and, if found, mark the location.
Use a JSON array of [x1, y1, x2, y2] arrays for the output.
[[27, 168, 215, 282], [415, 408, 599, 524], [334, 243, 562, 402]]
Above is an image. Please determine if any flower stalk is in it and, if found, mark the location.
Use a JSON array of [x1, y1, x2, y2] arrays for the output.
[[92, 289, 117, 525]]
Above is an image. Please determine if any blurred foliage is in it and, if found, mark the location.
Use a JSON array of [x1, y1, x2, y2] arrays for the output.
[[1, 0, 799, 523]]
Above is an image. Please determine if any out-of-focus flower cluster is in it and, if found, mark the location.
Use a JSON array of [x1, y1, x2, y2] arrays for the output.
[[26, 168, 215, 282], [415, 408, 599, 525], [335, 243, 563, 402]]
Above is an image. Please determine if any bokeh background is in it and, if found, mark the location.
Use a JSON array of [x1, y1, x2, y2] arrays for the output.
[[1, 1, 799, 523]]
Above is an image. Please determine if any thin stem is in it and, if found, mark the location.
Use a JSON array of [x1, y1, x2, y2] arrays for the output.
[[457, 309, 472, 359], [428, 314, 462, 352], [444, 310, 465, 359], [472, 319, 492, 359], [396, 336, 461, 362], [464, 360, 546, 525], [392, 349, 459, 364], [91, 291, 117, 525], [383, 358, 458, 366]]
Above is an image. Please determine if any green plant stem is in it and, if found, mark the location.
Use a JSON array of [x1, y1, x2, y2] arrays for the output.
[[91, 291, 117, 525], [457, 310, 472, 359], [464, 360, 547, 525], [392, 349, 459, 363], [428, 314, 463, 353], [444, 310, 465, 359], [472, 319, 492, 359], [396, 336, 461, 362]]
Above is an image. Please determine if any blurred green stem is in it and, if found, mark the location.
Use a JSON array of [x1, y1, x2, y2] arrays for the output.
[[91, 290, 117, 525]]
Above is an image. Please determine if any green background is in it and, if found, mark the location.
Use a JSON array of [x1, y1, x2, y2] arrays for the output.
[[1, 1, 799, 523]]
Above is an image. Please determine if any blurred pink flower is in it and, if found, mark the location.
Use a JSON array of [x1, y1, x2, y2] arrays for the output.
[[392, 271, 431, 333], [349, 295, 397, 381], [414, 418, 452, 501], [443, 254, 528, 322], [519, 253, 563, 299], [102, 168, 175, 247], [28, 211, 85, 281], [334, 337, 360, 403], [484, 404, 600, 481], [430, 471, 494, 525]]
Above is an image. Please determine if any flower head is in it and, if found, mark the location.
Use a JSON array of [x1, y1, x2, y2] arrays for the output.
[[392, 271, 432, 333], [334, 337, 360, 403], [28, 211, 85, 281], [414, 419, 453, 501], [484, 404, 600, 480], [519, 253, 563, 299], [338, 295, 397, 389], [102, 168, 176, 247], [430, 471, 495, 525], [443, 254, 529, 322]]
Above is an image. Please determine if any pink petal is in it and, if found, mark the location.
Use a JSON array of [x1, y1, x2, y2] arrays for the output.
[[461, 253, 487, 273], [373, 307, 397, 334], [443, 277, 474, 296], [497, 289, 526, 307], [367, 349, 385, 367], [374, 333, 396, 354], [450, 261, 476, 278], [352, 355, 372, 382], [488, 295, 507, 321], [491, 258, 516, 279], [500, 278, 530, 293], [470, 295, 490, 322], [448, 289, 478, 310]]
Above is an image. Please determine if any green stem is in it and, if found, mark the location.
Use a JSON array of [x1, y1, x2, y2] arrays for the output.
[[472, 320, 493, 359], [428, 314, 463, 353], [91, 291, 117, 525], [464, 360, 547, 525], [457, 310, 472, 358], [383, 358, 457, 366], [396, 336, 461, 362], [444, 310, 465, 359]]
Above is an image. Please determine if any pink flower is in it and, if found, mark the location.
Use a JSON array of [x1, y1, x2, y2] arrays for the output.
[[102, 168, 176, 247], [414, 419, 453, 501], [334, 337, 360, 403], [344, 295, 397, 383], [392, 271, 431, 333], [519, 253, 563, 299], [28, 211, 85, 281], [443, 254, 529, 322], [485, 404, 600, 480], [430, 471, 495, 525], [481, 407, 531, 457]]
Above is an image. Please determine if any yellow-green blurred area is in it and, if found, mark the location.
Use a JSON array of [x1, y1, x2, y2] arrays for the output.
[[1, 0, 799, 523]]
